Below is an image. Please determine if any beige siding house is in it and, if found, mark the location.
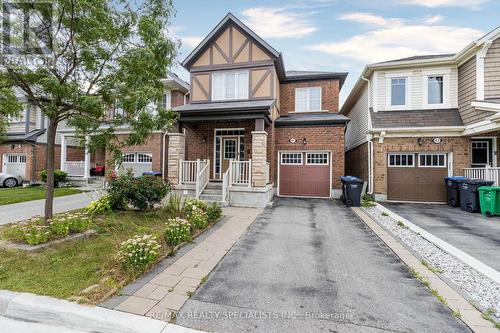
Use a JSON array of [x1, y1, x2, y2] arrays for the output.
[[343, 26, 500, 203]]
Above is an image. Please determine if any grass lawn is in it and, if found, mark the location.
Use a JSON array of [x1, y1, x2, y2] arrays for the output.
[[0, 208, 211, 303], [0, 187, 82, 206]]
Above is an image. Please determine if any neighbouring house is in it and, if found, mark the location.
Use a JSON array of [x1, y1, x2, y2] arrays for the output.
[[0, 93, 83, 185], [57, 72, 189, 181], [168, 13, 349, 206], [342, 26, 500, 202]]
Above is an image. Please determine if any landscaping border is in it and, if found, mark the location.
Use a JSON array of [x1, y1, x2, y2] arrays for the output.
[[0, 229, 96, 251]]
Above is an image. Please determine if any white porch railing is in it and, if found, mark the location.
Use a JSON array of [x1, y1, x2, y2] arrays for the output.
[[230, 159, 251, 187], [195, 160, 210, 199], [64, 161, 85, 177], [222, 167, 231, 203], [464, 167, 500, 186], [179, 160, 198, 184]]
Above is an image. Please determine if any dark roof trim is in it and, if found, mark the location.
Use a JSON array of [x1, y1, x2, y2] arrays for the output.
[[3, 129, 46, 142], [283, 72, 348, 89], [174, 100, 275, 113], [182, 13, 280, 69], [275, 114, 349, 127]]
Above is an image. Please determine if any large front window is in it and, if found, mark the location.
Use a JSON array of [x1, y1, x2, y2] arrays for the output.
[[295, 87, 321, 112], [391, 78, 406, 106], [212, 70, 249, 101], [428, 76, 444, 104]]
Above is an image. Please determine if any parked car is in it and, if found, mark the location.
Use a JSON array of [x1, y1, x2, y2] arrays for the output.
[[0, 173, 23, 188]]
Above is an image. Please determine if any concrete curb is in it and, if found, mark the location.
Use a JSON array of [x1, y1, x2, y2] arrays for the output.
[[375, 202, 500, 285], [0, 290, 203, 333], [352, 207, 497, 333]]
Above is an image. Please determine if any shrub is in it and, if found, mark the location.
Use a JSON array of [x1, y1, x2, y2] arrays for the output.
[[183, 198, 208, 217], [163, 194, 184, 218], [117, 234, 161, 271], [188, 210, 208, 230], [164, 218, 191, 246], [85, 195, 113, 216], [40, 169, 68, 187], [108, 171, 170, 211], [23, 224, 51, 245], [206, 203, 223, 223]]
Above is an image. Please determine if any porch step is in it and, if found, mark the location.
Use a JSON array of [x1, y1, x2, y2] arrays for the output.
[[199, 193, 223, 202], [202, 188, 222, 195], [205, 181, 222, 190]]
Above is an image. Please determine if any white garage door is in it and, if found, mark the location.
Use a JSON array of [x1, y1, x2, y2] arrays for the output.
[[121, 152, 153, 176], [2, 154, 27, 178]]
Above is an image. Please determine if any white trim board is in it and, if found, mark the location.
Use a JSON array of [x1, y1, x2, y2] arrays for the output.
[[375, 202, 500, 285]]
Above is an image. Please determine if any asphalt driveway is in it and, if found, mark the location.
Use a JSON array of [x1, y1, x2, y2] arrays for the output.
[[177, 198, 469, 332], [384, 202, 500, 272]]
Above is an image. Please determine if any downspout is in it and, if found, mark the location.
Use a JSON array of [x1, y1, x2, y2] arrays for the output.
[[162, 130, 168, 180], [361, 75, 374, 194]]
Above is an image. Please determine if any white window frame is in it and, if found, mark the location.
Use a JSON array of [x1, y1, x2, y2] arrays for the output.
[[281, 152, 303, 165], [137, 153, 153, 164], [422, 69, 451, 109], [162, 90, 172, 109], [305, 152, 329, 165], [386, 72, 411, 110], [418, 153, 447, 168], [388, 153, 415, 168], [211, 70, 249, 101], [294, 87, 322, 112], [122, 153, 135, 163]]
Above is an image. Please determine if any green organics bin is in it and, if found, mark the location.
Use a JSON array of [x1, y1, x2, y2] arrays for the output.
[[478, 186, 500, 217]]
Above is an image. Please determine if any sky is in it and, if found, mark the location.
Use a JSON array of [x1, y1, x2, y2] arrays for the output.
[[168, 0, 500, 106]]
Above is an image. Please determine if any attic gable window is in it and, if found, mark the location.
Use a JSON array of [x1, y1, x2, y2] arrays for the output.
[[212, 70, 249, 101]]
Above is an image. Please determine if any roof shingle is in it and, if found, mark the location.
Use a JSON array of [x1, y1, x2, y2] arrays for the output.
[[370, 109, 464, 129]]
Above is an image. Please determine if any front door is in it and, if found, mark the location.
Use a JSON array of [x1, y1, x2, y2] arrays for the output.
[[221, 137, 238, 174]]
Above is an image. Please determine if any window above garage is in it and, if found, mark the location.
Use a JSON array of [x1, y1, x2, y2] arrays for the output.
[[295, 87, 321, 112]]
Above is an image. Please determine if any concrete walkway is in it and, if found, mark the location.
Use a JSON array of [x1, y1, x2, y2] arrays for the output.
[[0, 192, 96, 225], [105, 206, 262, 321], [177, 198, 470, 333], [0, 290, 203, 333]]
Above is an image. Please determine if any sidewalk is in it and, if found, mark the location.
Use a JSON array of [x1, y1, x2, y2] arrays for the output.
[[104, 206, 262, 321], [0, 290, 203, 333], [0, 192, 97, 225]]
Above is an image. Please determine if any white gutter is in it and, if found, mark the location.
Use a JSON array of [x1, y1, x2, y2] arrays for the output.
[[370, 126, 465, 133], [361, 75, 374, 194], [162, 130, 169, 180]]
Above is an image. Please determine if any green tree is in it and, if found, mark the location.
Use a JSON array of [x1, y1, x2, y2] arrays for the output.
[[0, 0, 179, 220]]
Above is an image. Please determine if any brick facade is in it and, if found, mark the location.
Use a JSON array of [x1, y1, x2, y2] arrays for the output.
[[172, 90, 187, 108], [371, 137, 470, 196], [0, 143, 83, 182], [279, 79, 340, 115], [275, 125, 345, 189], [345, 142, 369, 182]]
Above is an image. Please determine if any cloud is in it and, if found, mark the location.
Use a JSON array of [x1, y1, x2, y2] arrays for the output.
[[181, 36, 204, 48], [240, 7, 317, 38], [338, 12, 404, 26], [423, 14, 444, 24], [396, 0, 489, 7], [307, 13, 483, 63]]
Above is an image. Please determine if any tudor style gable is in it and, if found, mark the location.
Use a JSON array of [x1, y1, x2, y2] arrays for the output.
[[182, 13, 281, 104]]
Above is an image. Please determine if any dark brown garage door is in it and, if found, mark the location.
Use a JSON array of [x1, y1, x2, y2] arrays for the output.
[[387, 153, 448, 202], [279, 152, 330, 197]]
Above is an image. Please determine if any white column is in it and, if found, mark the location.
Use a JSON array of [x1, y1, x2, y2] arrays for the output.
[[84, 135, 90, 180], [60, 135, 67, 172]]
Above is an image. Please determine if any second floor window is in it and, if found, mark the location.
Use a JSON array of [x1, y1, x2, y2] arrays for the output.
[[391, 78, 406, 106], [212, 70, 249, 101], [428, 76, 444, 104], [295, 87, 321, 112]]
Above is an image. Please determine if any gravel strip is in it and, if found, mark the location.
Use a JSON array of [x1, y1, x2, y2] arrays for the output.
[[364, 205, 500, 321]]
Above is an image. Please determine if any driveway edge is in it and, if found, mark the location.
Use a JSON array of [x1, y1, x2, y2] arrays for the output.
[[375, 203, 500, 285], [352, 207, 497, 333]]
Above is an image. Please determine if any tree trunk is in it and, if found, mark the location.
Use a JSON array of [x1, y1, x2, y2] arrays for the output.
[[44, 118, 58, 221]]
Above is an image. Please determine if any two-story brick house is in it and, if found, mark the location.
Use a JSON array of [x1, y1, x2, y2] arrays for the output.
[[342, 26, 500, 203], [0, 92, 83, 185], [168, 13, 349, 206]]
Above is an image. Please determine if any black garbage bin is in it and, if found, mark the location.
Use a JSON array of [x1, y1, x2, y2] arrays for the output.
[[444, 176, 467, 207], [340, 176, 364, 207], [459, 179, 494, 213]]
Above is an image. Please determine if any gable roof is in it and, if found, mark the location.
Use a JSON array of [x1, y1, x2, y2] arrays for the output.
[[181, 13, 284, 76]]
